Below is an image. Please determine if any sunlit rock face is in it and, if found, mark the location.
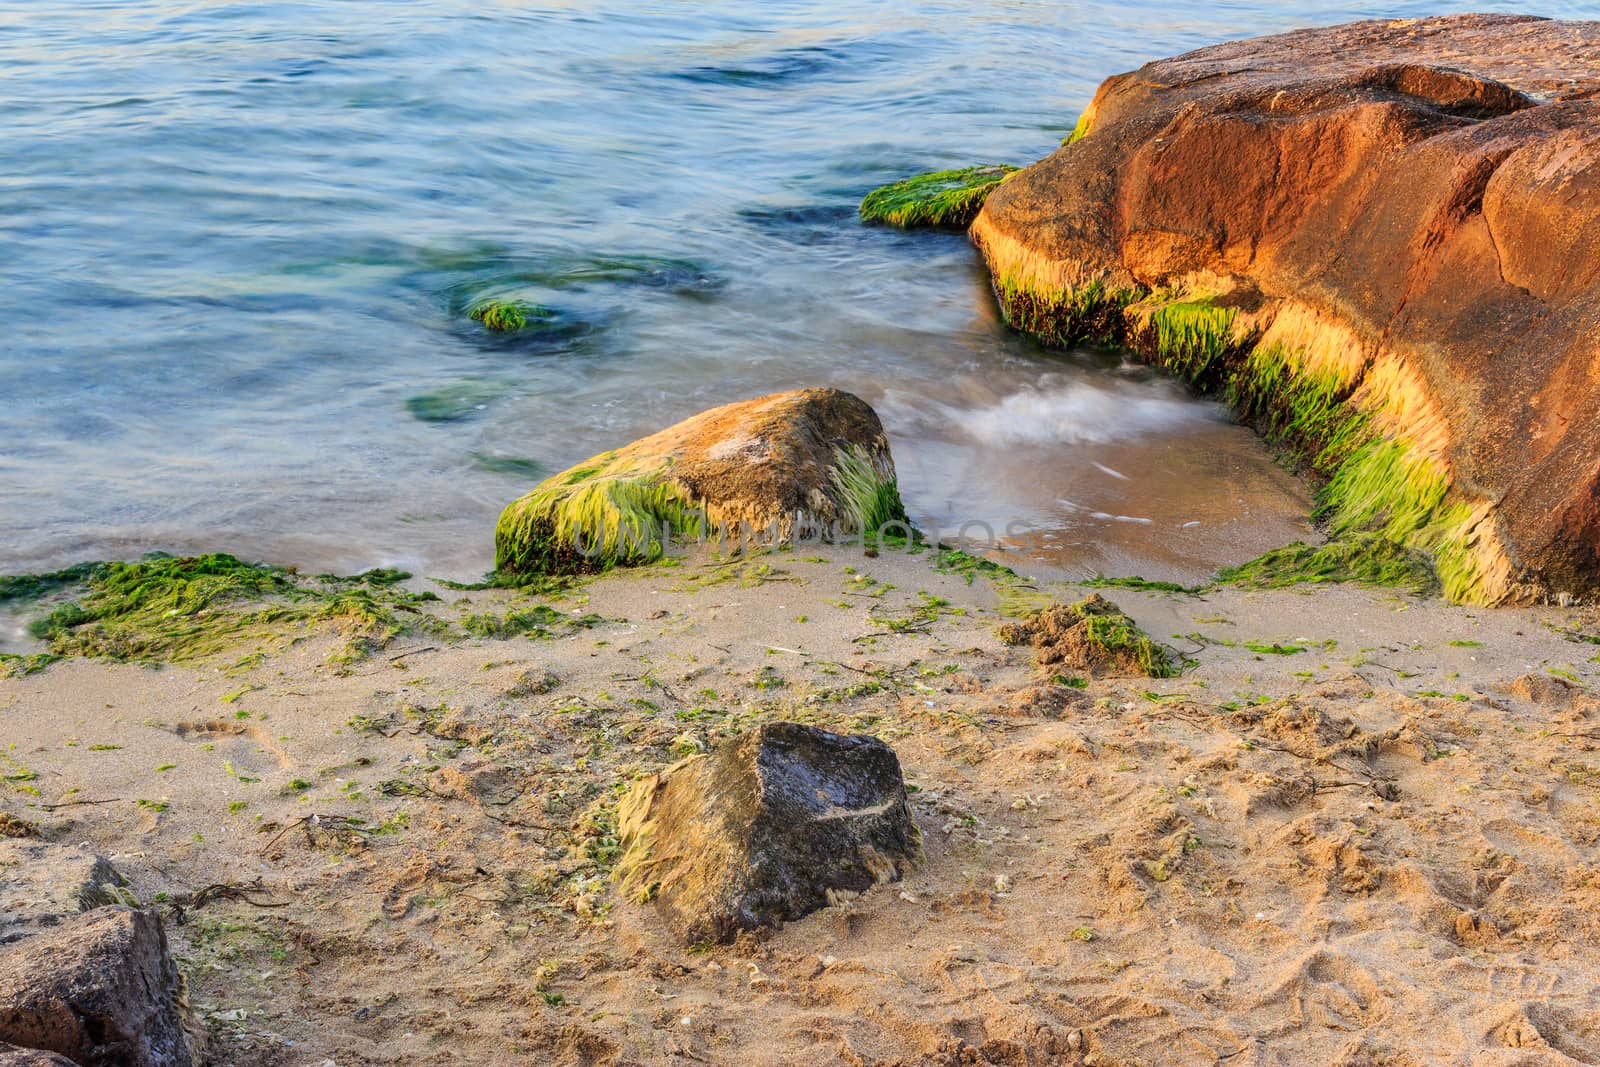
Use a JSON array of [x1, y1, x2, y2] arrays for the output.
[[973, 14, 1600, 605]]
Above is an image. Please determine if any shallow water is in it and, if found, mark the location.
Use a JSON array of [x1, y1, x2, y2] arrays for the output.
[[5, 1, 1587, 583]]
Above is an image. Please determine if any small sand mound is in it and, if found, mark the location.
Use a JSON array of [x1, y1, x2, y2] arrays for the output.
[[0, 813, 39, 839], [1499, 672, 1579, 708], [1003, 682, 1089, 719], [998, 593, 1174, 677]]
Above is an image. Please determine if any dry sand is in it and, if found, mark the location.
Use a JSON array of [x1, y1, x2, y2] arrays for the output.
[[4, 545, 1600, 1066]]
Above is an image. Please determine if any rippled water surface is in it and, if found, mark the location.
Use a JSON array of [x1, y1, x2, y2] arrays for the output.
[[5, 0, 1586, 581]]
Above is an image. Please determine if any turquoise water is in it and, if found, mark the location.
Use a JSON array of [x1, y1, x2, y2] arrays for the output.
[[3, 1, 1584, 581]]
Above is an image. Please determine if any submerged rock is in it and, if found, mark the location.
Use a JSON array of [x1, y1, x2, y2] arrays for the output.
[[493, 388, 905, 577], [406, 379, 511, 423], [615, 722, 922, 944], [972, 14, 1600, 605], [0, 907, 203, 1067], [468, 298, 557, 333], [859, 165, 1017, 229]]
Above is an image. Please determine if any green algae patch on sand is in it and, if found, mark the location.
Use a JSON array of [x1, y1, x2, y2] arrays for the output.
[[1217, 535, 1439, 597], [461, 604, 605, 640], [859, 165, 1019, 229], [999, 593, 1178, 678], [0, 653, 62, 679], [19, 553, 439, 666], [1083, 575, 1205, 595]]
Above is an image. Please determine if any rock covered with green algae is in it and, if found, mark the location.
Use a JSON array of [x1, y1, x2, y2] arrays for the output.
[[998, 593, 1178, 678], [971, 14, 1600, 605], [859, 165, 1017, 229], [468, 299, 556, 333], [493, 388, 906, 577], [614, 721, 922, 944]]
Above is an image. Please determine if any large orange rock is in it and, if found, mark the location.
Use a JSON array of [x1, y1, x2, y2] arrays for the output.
[[973, 14, 1600, 604]]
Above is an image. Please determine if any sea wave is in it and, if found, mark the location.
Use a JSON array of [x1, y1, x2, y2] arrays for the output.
[[882, 378, 1216, 448]]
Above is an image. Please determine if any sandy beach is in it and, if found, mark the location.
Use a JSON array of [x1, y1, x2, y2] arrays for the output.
[[5, 544, 1600, 1065]]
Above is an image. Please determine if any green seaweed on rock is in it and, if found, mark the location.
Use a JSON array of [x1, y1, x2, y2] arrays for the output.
[[495, 474, 701, 577], [1226, 344, 1371, 475], [859, 165, 1019, 229], [494, 444, 909, 579], [992, 275, 1136, 349], [1132, 294, 1243, 390], [992, 278, 1496, 602], [1315, 440, 1485, 603], [1217, 535, 1438, 596], [1062, 111, 1094, 146], [827, 445, 908, 541], [470, 299, 555, 333]]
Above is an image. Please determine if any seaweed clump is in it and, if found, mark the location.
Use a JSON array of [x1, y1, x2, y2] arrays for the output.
[[469, 299, 556, 333], [17, 553, 437, 665], [860, 165, 1018, 229], [494, 442, 905, 579], [999, 593, 1177, 678], [0, 562, 104, 605], [495, 466, 703, 577], [1218, 535, 1439, 596]]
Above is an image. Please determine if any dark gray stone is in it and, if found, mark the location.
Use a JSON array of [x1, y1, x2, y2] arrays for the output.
[[0, 842, 130, 947], [617, 721, 922, 943], [0, 1044, 77, 1066], [0, 906, 203, 1067]]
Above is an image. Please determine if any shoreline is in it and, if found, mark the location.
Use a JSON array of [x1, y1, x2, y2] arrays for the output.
[[5, 544, 1600, 1063]]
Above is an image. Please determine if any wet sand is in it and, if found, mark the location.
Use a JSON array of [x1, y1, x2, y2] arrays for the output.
[[4, 545, 1599, 1065]]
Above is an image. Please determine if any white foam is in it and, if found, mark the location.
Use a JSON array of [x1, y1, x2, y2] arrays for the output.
[[959, 380, 1210, 447]]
